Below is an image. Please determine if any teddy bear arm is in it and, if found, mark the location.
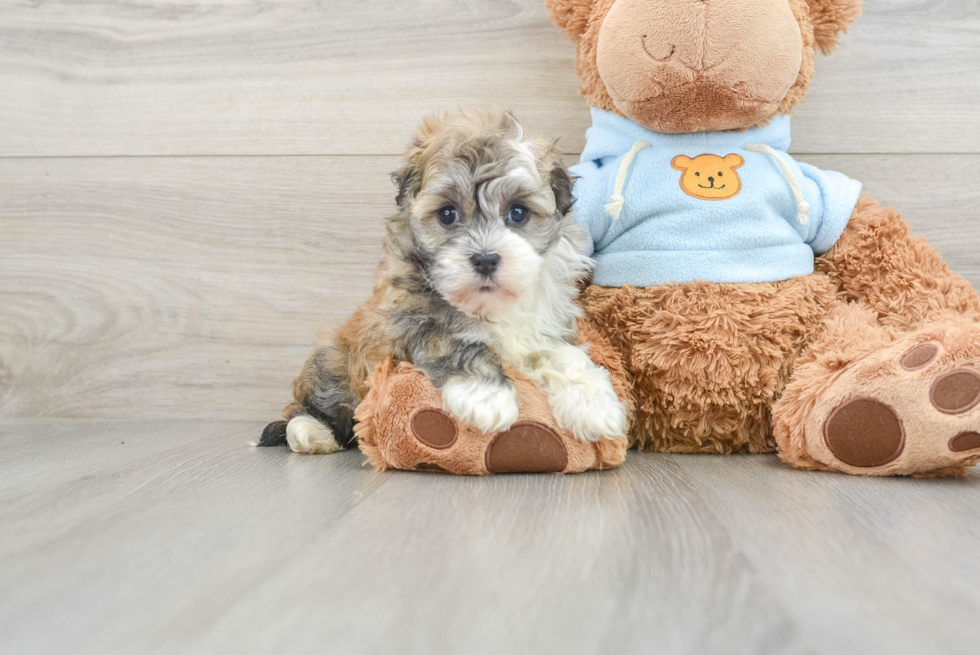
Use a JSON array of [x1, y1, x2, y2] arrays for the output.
[[816, 193, 980, 332]]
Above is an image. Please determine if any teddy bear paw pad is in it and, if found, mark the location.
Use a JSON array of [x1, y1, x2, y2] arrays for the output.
[[824, 398, 905, 468], [950, 432, 980, 452], [485, 422, 568, 473], [414, 462, 451, 473], [901, 343, 939, 370], [808, 327, 980, 476], [930, 369, 980, 414], [411, 409, 458, 449]]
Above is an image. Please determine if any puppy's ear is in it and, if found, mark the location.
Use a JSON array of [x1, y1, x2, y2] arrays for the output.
[[550, 160, 576, 217], [806, 0, 862, 55], [545, 0, 595, 41], [392, 162, 422, 208], [394, 111, 448, 208], [393, 138, 425, 208]]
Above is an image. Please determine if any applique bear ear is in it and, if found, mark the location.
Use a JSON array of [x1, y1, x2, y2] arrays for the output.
[[723, 154, 745, 169], [807, 0, 863, 55], [545, 0, 596, 41], [671, 155, 693, 171]]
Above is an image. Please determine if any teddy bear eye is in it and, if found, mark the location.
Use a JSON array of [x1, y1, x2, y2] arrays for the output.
[[718, 172, 723, 177], [695, 172, 700, 177]]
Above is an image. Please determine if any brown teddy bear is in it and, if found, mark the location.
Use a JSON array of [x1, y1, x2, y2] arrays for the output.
[[546, 0, 980, 476]]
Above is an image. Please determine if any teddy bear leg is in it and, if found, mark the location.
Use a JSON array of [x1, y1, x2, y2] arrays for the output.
[[817, 194, 980, 331], [774, 301, 980, 477]]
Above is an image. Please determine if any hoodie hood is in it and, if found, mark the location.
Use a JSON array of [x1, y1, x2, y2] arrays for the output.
[[580, 108, 793, 163]]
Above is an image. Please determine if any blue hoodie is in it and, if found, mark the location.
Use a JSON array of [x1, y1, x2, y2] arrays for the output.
[[571, 108, 863, 287]]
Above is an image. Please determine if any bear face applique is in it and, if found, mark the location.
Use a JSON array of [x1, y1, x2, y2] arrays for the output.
[[671, 154, 745, 200]]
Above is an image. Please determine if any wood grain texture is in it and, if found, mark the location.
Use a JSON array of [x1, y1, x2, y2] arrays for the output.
[[1, 0, 978, 157], [1, 419, 978, 654], [0, 156, 394, 421], [2, 154, 978, 420]]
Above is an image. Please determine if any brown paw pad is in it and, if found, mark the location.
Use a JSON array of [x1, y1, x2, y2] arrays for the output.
[[824, 398, 905, 468], [485, 421, 568, 473], [930, 369, 980, 415], [949, 432, 980, 453], [415, 462, 450, 473], [901, 343, 939, 371], [411, 409, 458, 449]]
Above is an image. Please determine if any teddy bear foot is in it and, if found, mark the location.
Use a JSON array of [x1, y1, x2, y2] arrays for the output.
[[354, 361, 628, 475], [799, 324, 980, 477]]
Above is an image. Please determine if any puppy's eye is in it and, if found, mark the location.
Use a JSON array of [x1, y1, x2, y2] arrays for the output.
[[437, 206, 459, 227], [507, 204, 530, 226]]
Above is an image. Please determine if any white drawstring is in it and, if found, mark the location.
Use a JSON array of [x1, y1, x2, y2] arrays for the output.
[[744, 143, 810, 225], [604, 139, 650, 219]]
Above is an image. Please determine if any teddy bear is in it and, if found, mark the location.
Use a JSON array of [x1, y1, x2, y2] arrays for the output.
[[353, 319, 632, 474], [545, 0, 980, 476]]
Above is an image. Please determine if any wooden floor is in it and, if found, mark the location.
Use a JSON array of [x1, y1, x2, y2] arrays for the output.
[[2, 419, 979, 655]]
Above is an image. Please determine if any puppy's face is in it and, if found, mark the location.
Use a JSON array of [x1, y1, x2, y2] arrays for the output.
[[392, 109, 577, 320]]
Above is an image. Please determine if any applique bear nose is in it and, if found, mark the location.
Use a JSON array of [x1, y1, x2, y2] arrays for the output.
[[470, 252, 501, 277], [708, 176, 715, 184]]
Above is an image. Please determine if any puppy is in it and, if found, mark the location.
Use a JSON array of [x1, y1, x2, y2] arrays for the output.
[[258, 108, 627, 454]]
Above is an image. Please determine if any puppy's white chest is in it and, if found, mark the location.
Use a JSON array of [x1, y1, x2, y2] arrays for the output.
[[485, 317, 558, 368]]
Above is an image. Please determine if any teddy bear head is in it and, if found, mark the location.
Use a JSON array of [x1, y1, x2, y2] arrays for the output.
[[546, 0, 862, 134]]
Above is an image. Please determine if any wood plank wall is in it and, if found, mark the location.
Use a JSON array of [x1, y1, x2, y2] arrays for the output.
[[1, 0, 979, 420]]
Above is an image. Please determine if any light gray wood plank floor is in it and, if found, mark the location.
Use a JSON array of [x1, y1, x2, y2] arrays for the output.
[[2, 419, 979, 655]]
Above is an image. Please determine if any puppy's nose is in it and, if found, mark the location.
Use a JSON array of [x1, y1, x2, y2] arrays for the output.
[[470, 252, 501, 277]]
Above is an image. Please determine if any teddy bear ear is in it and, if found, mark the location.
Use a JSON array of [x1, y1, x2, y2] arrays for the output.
[[545, 0, 596, 41], [807, 0, 863, 55]]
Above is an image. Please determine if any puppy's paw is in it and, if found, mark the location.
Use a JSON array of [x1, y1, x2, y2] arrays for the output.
[[548, 368, 627, 442], [441, 377, 519, 434], [286, 415, 341, 454]]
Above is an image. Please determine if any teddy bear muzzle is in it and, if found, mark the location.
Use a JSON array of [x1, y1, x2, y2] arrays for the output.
[[595, 0, 804, 133]]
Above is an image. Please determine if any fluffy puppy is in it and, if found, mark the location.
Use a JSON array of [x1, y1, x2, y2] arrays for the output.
[[258, 108, 627, 454]]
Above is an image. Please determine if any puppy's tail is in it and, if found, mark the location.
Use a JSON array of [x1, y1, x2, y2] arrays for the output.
[[254, 405, 356, 450], [254, 401, 304, 447], [256, 420, 289, 447]]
